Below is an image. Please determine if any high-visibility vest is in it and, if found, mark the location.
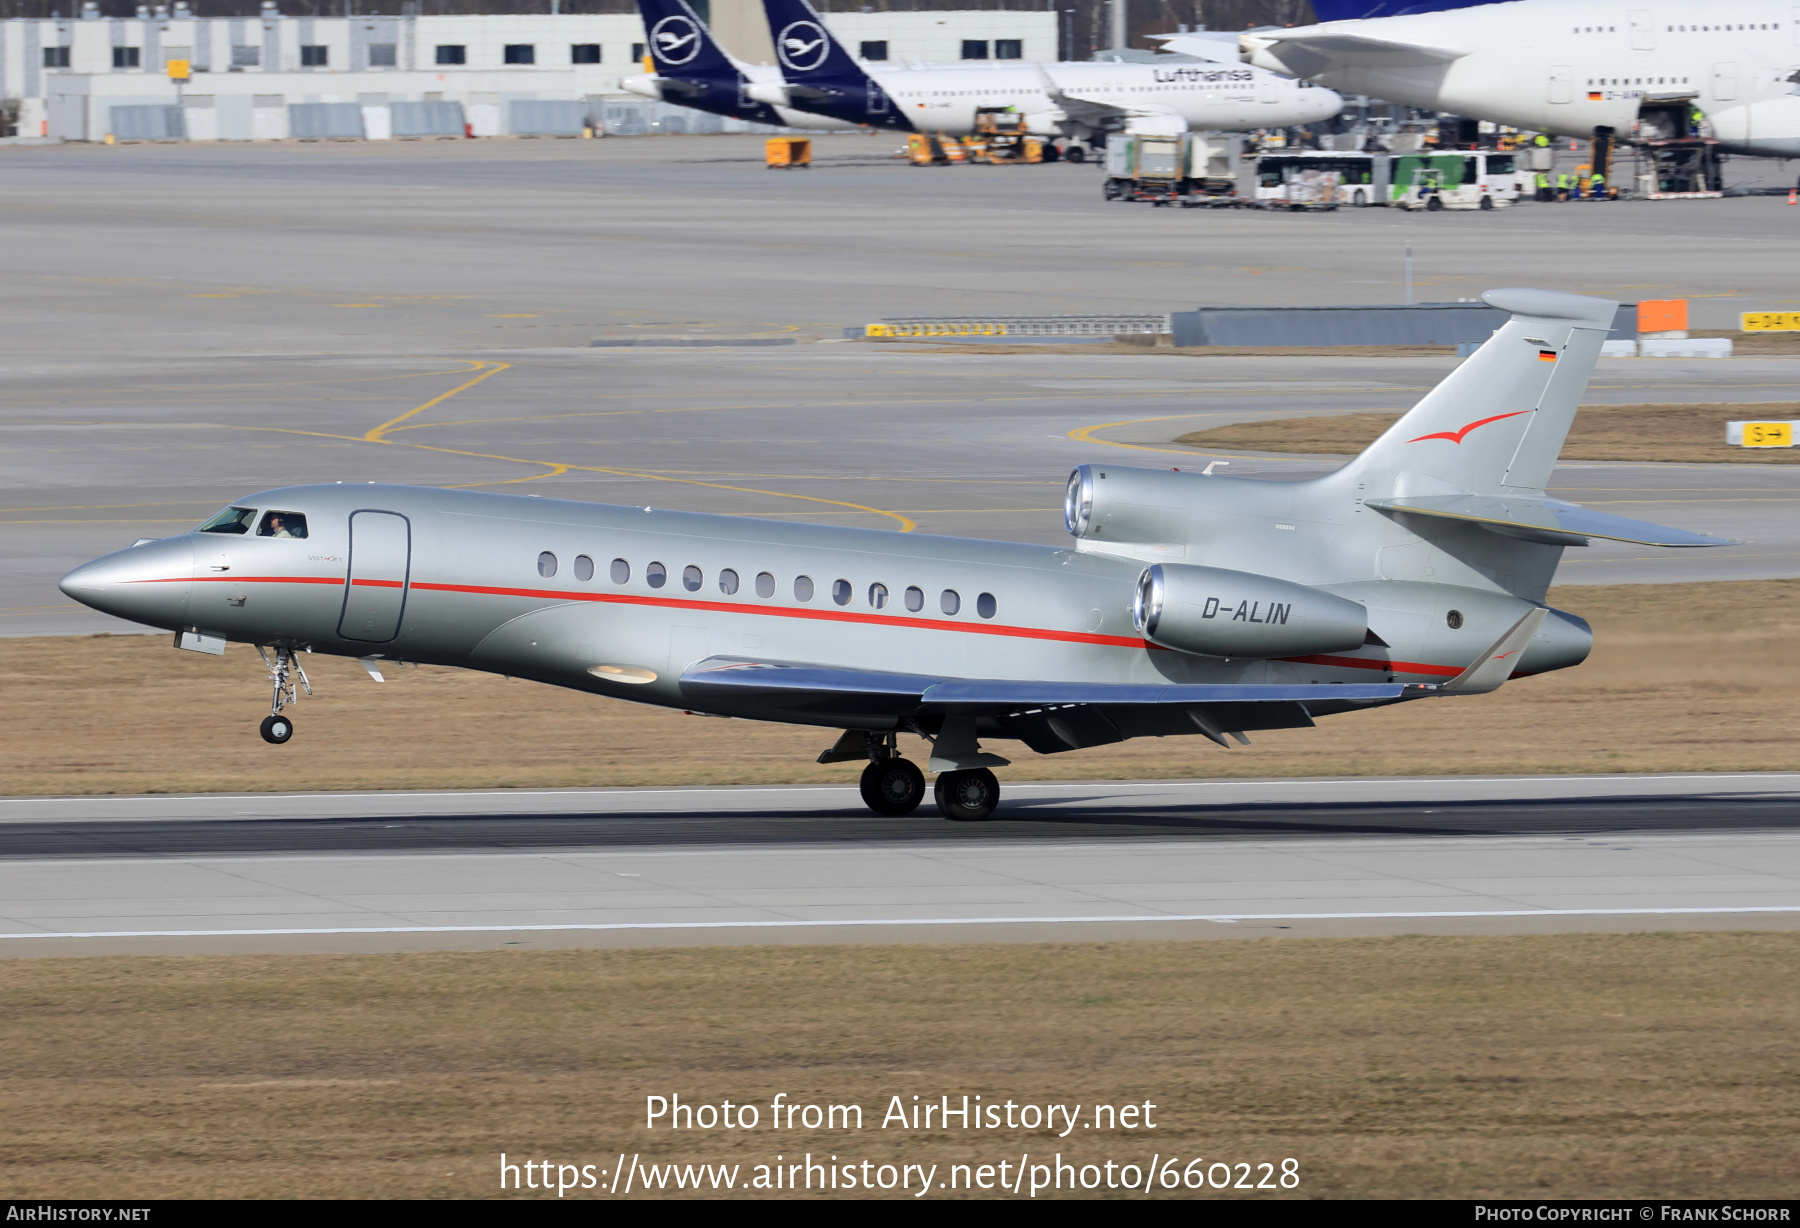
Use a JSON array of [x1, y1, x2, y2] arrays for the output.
[[1535, 173, 1550, 188], [1591, 172, 1606, 186], [1535, 134, 1549, 146], [1557, 174, 1572, 188]]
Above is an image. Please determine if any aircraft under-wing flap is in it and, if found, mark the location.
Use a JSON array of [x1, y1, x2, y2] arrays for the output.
[[1364, 495, 1732, 548], [679, 657, 1420, 753]]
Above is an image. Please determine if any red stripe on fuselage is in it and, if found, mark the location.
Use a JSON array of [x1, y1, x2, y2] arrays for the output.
[[408, 580, 1153, 649], [125, 573, 1480, 676]]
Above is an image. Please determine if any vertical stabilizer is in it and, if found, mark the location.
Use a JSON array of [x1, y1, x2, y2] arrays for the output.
[[639, 0, 742, 80], [1344, 288, 1616, 498], [762, 0, 865, 83]]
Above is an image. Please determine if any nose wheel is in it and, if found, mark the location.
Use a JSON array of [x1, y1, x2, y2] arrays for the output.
[[860, 758, 926, 816], [934, 768, 1000, 822], [256, 645, 310, 745]]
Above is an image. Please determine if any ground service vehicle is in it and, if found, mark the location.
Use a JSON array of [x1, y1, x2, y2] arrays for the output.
[[1104, 132, 1238, 203], [1393, 151, 1527, 210]]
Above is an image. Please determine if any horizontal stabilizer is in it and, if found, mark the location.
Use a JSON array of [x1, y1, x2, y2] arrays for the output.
[[1366, 495, 1731, 548], [1442, 608, 1546, 695]]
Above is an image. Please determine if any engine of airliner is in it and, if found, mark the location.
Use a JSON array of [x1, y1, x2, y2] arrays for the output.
[[1132, 563, 1368, 659]]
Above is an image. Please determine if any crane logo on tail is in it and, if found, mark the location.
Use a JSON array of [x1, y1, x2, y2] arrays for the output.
[[650, 16, 702, 66], [777, 21, 831, 72], [1408, 409, 1531, 445]]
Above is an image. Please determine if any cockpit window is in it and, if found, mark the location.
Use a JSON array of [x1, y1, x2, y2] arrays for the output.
[[197, 506, 257, 535], [257, 511, 308, 539]]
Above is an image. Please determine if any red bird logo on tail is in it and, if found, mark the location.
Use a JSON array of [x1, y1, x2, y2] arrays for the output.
[[1408, 409, 1532, 445]]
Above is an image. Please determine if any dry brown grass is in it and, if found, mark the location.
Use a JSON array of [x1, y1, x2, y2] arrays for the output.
[[4, 581, 1797, 796], [3, 934, 1796, 1199], [1175, 402, 1800, 463]]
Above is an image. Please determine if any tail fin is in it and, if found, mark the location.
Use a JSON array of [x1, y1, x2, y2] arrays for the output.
[[1344, 288, 1616, 498], [762, 0, 865, 82], [637, 0, 740, 80]]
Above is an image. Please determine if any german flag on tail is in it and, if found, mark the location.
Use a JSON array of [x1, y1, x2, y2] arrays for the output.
[[1538, 349, 1558, 362]]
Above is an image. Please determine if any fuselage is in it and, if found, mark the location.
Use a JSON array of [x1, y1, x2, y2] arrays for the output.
[[59, 480, 1590, 733], [783, 59, 1343, 135], [1237, 0, 1800, 156]]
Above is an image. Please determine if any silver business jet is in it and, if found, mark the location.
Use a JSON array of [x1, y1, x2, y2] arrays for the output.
[[60, 288, 1727, 821]]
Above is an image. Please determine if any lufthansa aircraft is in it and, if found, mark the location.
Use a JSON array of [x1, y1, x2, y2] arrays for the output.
[[1166, 0, 1800, 157], [60, 290, 1726, 822], [619, 0, 864, 131], [752, 0, 1343, 143]]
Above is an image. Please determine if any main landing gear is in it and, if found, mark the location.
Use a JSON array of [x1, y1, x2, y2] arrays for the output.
[[829, 731, 1002, 821], [934, 767, 1000, 822], [257, 645, 310, 744]]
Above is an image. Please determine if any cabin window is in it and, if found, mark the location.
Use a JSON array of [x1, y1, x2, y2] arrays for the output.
[[611, 558, 630, 584], [940, 589, 961, 616], [794, 575, 815, 602], [1446, 609, 1464, 629], [719, 568, 740, 595], [905, 585, 924, 612], [683, 565, 703, 592], [869, 583, 888, 609], [198, 506, 257, 535], [573, 554, 594, 581], [257, 511, 308, 539], [538, 551, 557, 578], [647, 561, 667, 588], [976, 592, 996, 619], [832, 578, 852, 606], [756, 571, 776, 598]]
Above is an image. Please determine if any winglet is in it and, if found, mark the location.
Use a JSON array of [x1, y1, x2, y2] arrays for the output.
[[1440, 608, 1548, 695]]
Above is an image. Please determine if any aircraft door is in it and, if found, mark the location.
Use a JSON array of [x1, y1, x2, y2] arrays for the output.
[[339, 510, 411, 643], [1628, 11, 1655, 51], [1712, 62, 1738, 101], [1547, 64, 1573, 104]]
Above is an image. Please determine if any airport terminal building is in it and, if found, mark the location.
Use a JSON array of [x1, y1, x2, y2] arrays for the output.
[[0, 7, 1056, 141]]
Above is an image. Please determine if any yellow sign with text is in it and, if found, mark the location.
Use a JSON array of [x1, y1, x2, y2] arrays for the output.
[[1741, 311, 1800, 331], [1741, 422, 1794, 448], [167, 58, 190, 80]]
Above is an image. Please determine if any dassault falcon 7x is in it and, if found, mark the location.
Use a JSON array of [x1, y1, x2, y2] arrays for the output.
[[60, 289, 1727, 822]]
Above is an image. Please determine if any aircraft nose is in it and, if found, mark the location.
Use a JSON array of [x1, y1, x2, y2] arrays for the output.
[[59, 537, 194, 630]]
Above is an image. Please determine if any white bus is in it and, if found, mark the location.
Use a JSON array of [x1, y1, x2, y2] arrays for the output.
[[1253, 150, 1530, 209]]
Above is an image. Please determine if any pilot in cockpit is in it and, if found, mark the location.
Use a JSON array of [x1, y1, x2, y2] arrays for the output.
[[258, 511, 308, 540]]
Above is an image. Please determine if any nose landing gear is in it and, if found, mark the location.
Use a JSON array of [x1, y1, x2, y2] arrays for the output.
[[257, 646, 311, 745]]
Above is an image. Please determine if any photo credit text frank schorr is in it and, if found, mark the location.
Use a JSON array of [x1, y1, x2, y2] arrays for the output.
[[499, 1092, 1302, 1197]]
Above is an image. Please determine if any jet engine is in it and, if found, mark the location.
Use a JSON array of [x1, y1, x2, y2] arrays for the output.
[[1133, 563, 1368, 659]]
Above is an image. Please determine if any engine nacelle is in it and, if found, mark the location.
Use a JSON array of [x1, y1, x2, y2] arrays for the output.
[[1065, 463, 1198, 546], [1133, 563, 1368, 659]]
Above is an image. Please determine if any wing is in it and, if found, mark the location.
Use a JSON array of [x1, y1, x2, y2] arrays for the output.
[[1244, 30, 1467, 76], [1029, 63, 1181, 131], [679, 657, 1420, 753], [1365, 494, 1733, 548]]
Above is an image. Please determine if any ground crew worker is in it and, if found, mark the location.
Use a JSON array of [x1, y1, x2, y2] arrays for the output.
[[1535, 170, 1551, 201], [1556, 171, 1572, 201], [1534, 133, 1550, 147], [1589, 168, 1607, 199]]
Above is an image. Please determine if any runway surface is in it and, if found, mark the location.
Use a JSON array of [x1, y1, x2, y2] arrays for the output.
[[5, 774, 1797, 956], [2, 138, 1796, 635]]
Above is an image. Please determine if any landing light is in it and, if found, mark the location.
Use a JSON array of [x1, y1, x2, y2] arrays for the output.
[[588, 664, 657, 684]]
